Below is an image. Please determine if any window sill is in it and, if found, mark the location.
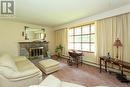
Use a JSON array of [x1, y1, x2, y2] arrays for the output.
[[82, 51, 95, 53]]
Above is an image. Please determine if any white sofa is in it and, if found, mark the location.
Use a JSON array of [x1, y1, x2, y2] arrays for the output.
[[30, 75, 86, 87], [0, 54, 42, 87]]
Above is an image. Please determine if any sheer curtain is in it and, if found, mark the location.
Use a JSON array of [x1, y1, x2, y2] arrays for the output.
[[96, 13, 129, 63], [55, 28, 68, 56]]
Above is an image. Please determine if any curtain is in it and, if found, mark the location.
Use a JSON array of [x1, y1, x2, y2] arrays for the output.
[[96, 13, 129, 63], [55, 28, 68, 56]]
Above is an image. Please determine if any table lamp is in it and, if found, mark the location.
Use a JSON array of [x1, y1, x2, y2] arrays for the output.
[[113, 38, 122, 59]]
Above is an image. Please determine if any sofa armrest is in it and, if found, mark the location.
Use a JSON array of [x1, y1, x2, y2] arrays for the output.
[[3, 69, 42, 81], [13, 56, 27, 62]]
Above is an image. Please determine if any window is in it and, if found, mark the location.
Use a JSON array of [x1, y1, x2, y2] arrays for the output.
[[68, 23, 96, 52]]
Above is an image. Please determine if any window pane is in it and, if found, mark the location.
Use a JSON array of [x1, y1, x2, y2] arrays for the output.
[[68, 23, 95, 52], [91, 34, 95, 42], [75, 36, 81, 42], [75, 27, 81, 35], [82, 35, 89, 42], [68, 29, 74, 35], [82, 43, 90, 51], [82, 25, 90, 34], [91, 44, 95, 52], [68, 36, 73, 42], [91, 24, 95, 33], [75, 43, 81, 50], [68, 43, 74, 49]]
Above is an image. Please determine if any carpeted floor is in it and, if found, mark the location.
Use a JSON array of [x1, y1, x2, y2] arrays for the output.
[[31, 58, 130, 87]]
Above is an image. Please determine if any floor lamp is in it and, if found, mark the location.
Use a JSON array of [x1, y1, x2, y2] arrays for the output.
[[113, 38, 122, 60]]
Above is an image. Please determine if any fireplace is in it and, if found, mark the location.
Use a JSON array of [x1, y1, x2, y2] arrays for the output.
[[19, 41, 48, 58]]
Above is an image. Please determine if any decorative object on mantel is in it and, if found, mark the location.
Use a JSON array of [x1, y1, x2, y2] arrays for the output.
[[113, 38, 122, 59], [22, 31, 24, 37], [42, 28, 46, 41], [24, 26, 29, 40]]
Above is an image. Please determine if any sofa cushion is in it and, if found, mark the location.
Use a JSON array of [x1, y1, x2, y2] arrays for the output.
[[16, 59, 36, 72], [62, 81, 85, 87], [39, 65, 59, 74], [40, 75, 61, 87], [39, 59, 60, 68], [0, 54, 17, 71], [29, 85, 48, 87], [13, 56, 27, 62]]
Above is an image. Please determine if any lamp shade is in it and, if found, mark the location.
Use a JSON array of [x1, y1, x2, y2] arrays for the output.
[[113, 38, 122, 47]]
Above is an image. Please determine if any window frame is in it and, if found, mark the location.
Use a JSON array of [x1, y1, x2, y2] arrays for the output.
[[68, 23, 95, 53]]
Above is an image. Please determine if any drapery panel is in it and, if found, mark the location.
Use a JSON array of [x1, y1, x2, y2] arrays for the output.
[[55, 28, 68, 56], [96, 13, 129, 63]]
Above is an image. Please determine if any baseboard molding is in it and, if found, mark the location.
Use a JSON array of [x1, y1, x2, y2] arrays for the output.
[[61, 56, 130, 75], [83, 60, 99, 67], [83, 60, 130, 75]]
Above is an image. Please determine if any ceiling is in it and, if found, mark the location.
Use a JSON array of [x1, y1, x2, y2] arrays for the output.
[[4, 0, 130, 27]]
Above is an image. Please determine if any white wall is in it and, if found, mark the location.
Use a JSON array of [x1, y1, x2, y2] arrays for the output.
[[45, 27, 55, 54], [0, 20, 55, 56]]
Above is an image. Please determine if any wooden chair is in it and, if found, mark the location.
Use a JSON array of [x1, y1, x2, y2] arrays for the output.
[[68, 51, 83, 67]]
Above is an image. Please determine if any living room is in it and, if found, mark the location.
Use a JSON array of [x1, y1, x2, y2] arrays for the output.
[[0, 0, 130, 87]]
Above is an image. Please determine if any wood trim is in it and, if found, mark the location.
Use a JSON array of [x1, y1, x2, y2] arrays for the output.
[[69, 23, 95, 29], [68, 23, 95, 52]]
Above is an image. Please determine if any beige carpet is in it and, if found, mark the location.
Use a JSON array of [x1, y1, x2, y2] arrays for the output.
[[31, 58, 130, 87]]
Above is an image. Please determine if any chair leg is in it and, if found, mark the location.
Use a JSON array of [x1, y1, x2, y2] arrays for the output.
[[81, 59, 83, 66], [76, 59, 78, 67]]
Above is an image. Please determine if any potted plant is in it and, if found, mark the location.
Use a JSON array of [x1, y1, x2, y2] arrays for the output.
[[55, 44, 63, 59]]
